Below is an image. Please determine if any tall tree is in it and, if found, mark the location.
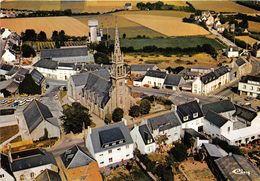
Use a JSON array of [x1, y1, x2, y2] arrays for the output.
[[129, 105, 140, 117], [37, 31, 47, 41], [112, 108, 124, 122], [19, 74, 41, 95], [52, 30, 59, 41], [61, 102, 92, 134], [22, 29, 37, 41], [140, 99, 151, 115], [169, 143, 188, 162], [21, 44, 36, 57]]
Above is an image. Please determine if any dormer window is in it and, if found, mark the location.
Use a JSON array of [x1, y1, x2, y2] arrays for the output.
[[183, 116, 189, 121], [193, 112, 198, 118]]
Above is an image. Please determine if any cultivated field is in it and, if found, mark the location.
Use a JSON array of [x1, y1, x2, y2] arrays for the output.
[[236, 36, 259, 45], [1, 0, 187, 12], [1, 16, 88, 37], [189, 1, 259, 14], [120, 14, 209, 37], [74, 14, 164, 38], [116, 10, 191, 18], [248, 21, 260, 33], [120, 37, 224, 49]]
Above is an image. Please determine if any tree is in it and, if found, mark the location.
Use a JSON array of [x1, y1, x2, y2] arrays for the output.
[[169, 143, 188, 162], [55, 39, 61, 48], [61, 102, 92, 134], [129, 105, 140, 117], [94, 52, 110, 64], [59, 30, 67, 42], [19, 74, 41, 95], [22, 29, 37, 41], [64, 9, 72, 16], [140, 99, 151, 115], [21, 44, 36, 57], [239, 18, 248, 29], [112, 108, 124, 122], [52, 30, 59, 41], [37, 31, 47, 41]]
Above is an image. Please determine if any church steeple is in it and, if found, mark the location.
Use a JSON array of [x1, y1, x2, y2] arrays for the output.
[[111, 25, 126, 79]]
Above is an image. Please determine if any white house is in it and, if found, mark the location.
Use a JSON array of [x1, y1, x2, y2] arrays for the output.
[[225, 46, 239, 58], [141, 69, 167, 88], [203, 104, 260, 145], [22, 100, 60, 141], [163, 74, 185, 91], [214, 20, 225, 33], [85, 121, 134, 167], [145, 112, 182, 145], [238, 75, 260, 98], [0, 28, 12, 39], [10, 148, 58, 181], [130, 124, 156, 154], [2, 49, 16, 63], [0, 153, 15, 181], [176, 100, 204, 132], [192, 66, 230, 95]]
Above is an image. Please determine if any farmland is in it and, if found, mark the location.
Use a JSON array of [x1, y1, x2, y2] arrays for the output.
[[1, 16, 88, 38], [248, 21, 260, 33], [24, 41, 87, 52], [236, 36, 259, 46], [120, 37, 224, 50], [120, 14, 209, 37], [189, 1, 259, 14], [74, 14, 164, 38]]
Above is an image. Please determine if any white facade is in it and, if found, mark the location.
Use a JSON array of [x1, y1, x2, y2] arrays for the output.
[[225, 47, 239, 58], [130, 125, 156, 154], [141, 76, 165, 88], [238, 80, 260, 98], [192, 71, 230, 95], [1, 28, 11, 39], [0, 168, 15, 181], [181, 117, 204, 132], [35, 67, 78, 81], [13, 164, 58, 181], [204, 114, 260, 145], [2, 49, 16, 62]]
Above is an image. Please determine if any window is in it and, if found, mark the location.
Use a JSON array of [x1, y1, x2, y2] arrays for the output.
[[257, 87, 260, 91], [119, 82, 123, 86], [100, 161, 104, 164], [0, 174, 4, 178], [20, 175, 25, 181], [251, 136, 255, 140], [109, 157, 113, 163], [126, 154, 130, 157], [183, 116, 189, 121], [108, 150, 112, 154], [250, 86, 253, 90], [99, 154, 103, 156], [228, 127, 230, 132], [117, 148, 121, 151], [193, 112, 198, 118], [126, 145, 129, 149]]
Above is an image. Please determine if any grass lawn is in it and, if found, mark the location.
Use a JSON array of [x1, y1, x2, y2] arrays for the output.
[[120, 37, 224, 50], [0, 125, 19, 144]]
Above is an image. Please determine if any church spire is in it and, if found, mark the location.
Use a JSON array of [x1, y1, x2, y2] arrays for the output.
[[114, 24, 121, 56]]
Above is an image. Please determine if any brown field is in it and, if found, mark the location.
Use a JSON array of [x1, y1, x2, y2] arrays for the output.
[[236, 36, 259, 45], [1, 0, 187, 12], [115, 10, 191, 18], [190, 1, 259, 14], [120, 14, 209, 36], [248, 21, 260, 32], [1, 16, 88, 37], [124, 53, 218, 69], [74, 14, 164, 38]]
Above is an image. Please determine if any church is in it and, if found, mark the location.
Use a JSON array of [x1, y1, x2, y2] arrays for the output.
[[67, 26, 134, 119]]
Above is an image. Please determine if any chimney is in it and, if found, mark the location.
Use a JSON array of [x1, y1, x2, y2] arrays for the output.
[[88, 126, 91, 134]]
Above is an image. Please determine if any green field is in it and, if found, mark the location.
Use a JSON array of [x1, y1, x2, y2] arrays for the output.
[[120, 37, 225, 50]]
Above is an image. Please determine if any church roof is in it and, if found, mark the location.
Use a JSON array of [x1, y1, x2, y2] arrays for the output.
[[41, 47, 89, 59]]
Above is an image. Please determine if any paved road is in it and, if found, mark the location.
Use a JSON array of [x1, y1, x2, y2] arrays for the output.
[[209, 28, 238, 48]]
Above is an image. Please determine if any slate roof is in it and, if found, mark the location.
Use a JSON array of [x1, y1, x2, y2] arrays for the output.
[[89, 121, 133, 153], [33, 59, 58, 70], [30, 68, 45, 86], [5, 66, 19, 76], [164, 74, 183, 86], [200, 66, 229, 84], [184, 128, 208, 140], [23, 100, 55, 133], [11, 148, 57, 172], [203, 143, 227, 158], [235, 58, 246, 67], [233, 104, 257, 122], [139, 124, 155, 145], [239, 75, 260, 84], [0, 153, 14, 178], [145, 70, 167, 79], [41, 47, 89, 59], [0, 79, 13, 90], [147, 112, 181, 132], [214, 154, 260, 181], [71, 72, 90, 87], [83, 69, 112, 108], [202, 100, 235, 115], [35, 169, 61, 181], [205, 110, 229, 128], [0, 64, 13, 71], [60, 145, 94, 169], [176, 100, 204, 123], [130, 64, 156, 72]]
